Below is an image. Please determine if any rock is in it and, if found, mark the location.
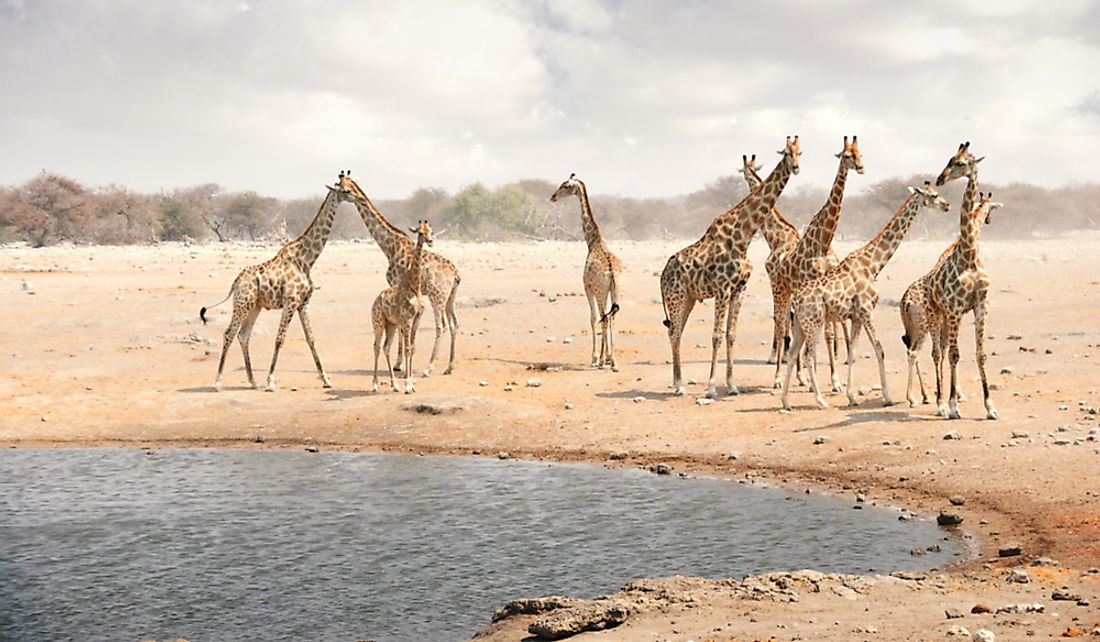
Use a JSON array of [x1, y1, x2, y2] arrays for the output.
[[949, 496, 966, 506], [972, 630, 995, 642], [545, 336, 556, 343], [998, 545, 1022, 558], [1032, 557, 1060, 567], [945, 608, 965, 620], [479, 380, 489, 387], [995, 603, 1043, 614], [944, 431, 962, 440], [1052, 588, 1081, 601], [654, 463, 672, 475], [562, 337, 572, 344], [947, 625, 971, 636], [527, 377, 542, 388], [928, 544, 942, 553], [1000, 366, 1014, 374], [938, 512, 964, 526], [813, 436, 830, 445], [504, 385, 515, 392], [631, 396, 645, 403], [563, 402, 574, 410], [609, 452, 628, 461], [971, 604, 993, 614], [1060, 627, 1084, 638], [527, 600, 629, 640], [497, 452, 510, 460], [401, 399, 470, 415], [305, 446, 319, 453], [1006, 568, 1030, 583], [911, 547, 925, 556], [254, 435, 265, 443], [727, 452, 740, 461], [1007, 333, 1023, 340], [695, 398, 713, 406], [492, 596, 580, 623], [1011, 430, 1030, 439]]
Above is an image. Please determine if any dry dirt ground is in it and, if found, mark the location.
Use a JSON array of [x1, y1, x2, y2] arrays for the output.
[[2, 232, 1099, 641]]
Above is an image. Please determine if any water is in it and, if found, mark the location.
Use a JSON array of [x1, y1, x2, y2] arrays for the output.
[[0, 448, 962, 642]]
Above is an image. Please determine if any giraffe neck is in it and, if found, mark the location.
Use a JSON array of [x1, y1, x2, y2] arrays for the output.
[[857, 193, 923, 277], [960, 167, 980, 218], [955, 202, 987, 270], [743, 166, 798, 251], [348, 182, 410, 259], [288, 188, 343, 271], [795, 159, 851, 260], [742, 167, 764, 191], [404, 233, 426, 296], [575, 181, 603, 251], [728, 155, 795, 255]]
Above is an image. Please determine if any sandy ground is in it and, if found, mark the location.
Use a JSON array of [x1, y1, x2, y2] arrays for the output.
[[2, 232, 1099, 641]]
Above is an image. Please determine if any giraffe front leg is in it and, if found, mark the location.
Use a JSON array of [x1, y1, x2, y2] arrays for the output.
[[265, 305, 297, 392], [725, 285, 746, 395], [781, 319, 813, 410], [422, 302, 444, 378], [586, 289, 601, 368], [845, 321, 862, 407], [382, 323, 399, 393], [706, 293, 731, 399], [932, 323, 947, 416], [804, 325, 827, 409], [772, 291, 791, 388], [766, 285, 785, 365], [945, 317, 962, 419], [237, 308, 261, 390], [297, 304, 331, 389], [975, 300, 997, 420], [403, 323, 417, 394], [905, 346, 920, 408], [860, 314, 893, 407], [371, 324, 384, 393], [826, 321, 842, 393]]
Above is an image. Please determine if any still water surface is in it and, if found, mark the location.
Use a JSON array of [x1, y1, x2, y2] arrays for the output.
[[1, 448, 961, 641]]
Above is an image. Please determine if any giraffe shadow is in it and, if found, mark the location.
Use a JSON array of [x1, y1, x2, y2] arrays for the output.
[[178, 385, 257, 393], [466, 357, 592, 372], [799, 409, 924, 431], [324, 388, 376, 400], [330, 369, 374, 378], [595, 390, 675, 401]]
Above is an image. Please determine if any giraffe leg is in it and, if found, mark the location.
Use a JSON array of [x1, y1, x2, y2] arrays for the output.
[[905, 339, 921, 409], [859, 313, 893, 407], [596, 290, 610, 368], [382, 322, 399, 393], [666, 296, 695, 396], [214, 308, 246, 392], [725, 285, 746, 395], [825, 321, 842, 393], [586, 286, 600, 368], [804, 323, 827, 409], [771, 290, 792, 388], [371, 320, 384, 393], [932, 322, 948, 417], [706, 292, 732, 399], [421, 299, 444, 378], [403, 321, 417, 394], [297, 303, 331, 388], [946, 316, 963, 419], [236, 307, 262, 389], [604, 277, 619, 371], [845, 320, 862, 406], [264, 305, 297, 392], [443, 282, 459, 375], [974, 297, 997, 420], [781, 317, 817, 410]]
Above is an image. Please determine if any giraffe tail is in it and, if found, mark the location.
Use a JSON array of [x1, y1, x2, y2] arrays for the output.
[[600, 270, 620, 324], [901, 334, 912, 349], [200, 287, 236, 325]]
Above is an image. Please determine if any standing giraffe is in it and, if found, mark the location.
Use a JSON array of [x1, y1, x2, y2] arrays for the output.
[[768, 136, 863, 390], [923, 192, 1003, 420], [781, 181, 950, 410], [661, 135, 801, 398], [372, 220, 433, 394], [338, 173, 459, 376], [900, 142, 984, 407], [549, 173, 624, 369], [200, 172, 356, 391]]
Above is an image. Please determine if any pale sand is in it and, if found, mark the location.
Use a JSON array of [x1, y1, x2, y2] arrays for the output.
[[2, 235, 1099, 640]]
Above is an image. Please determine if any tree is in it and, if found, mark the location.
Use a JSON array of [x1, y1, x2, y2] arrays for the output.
[[158, 184, 220, 242], [0, 172, 91, 246], [206, 190, 280, 241], [91, 185, 158, 244], [447, 182, 535, 239]]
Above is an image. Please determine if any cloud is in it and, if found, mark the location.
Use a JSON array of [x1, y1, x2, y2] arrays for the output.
[[0, 0, 1096, 199]]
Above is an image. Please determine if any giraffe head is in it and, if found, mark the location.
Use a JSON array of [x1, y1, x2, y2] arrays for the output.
[[907, 180, 951, 212], [549, 173, 582, 202], [935, 142, 985, 186], [739, 154, 764, 182], [328, 170, 359, 203], [974, 192, 1004, 225], [834, 135, 865, 174], [777, 135, 801, 174], [409, 219, 434, 246]]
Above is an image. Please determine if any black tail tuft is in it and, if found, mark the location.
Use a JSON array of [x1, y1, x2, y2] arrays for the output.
[[783, 335, 791, 351], [662, 318, 670, 328], [600, 303, 620, 323], [901, 334, 911, 349], [200, 307, 208, 325]]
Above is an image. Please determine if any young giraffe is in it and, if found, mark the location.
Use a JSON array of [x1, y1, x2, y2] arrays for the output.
[[768, 136, 863, 391], [738, 153, 845, 373], [901, 142, 985, 407], [661, 135, 801, 398], [781, 181, 951, 410], [338, 173, 460, 376], [201, 173, 356, 391], [372, 220, 433, 394], [925, 192, 1003, 420], [549, 173, 624, 369]]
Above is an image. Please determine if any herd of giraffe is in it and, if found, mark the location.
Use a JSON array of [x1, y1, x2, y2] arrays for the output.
[[200, 138, 1001, 421]]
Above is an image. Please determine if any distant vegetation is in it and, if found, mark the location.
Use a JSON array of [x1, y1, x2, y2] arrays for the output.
[[0, 171, 1096, 247]]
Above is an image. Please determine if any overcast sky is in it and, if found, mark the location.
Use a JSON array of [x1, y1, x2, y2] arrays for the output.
[[1, 0, 1097, 199]]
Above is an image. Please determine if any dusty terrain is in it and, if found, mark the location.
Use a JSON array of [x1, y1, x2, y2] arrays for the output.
[[2, 229, 1099, 641]]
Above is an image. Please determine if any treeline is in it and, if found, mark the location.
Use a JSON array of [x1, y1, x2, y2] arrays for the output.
[[1, 171, 1097, 247]]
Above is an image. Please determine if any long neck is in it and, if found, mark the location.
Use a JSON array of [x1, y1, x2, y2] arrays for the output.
[[956, 204, 986, 270], [575, 181, 602, 251], [289, 189, 342, 270], [742, 167, 763, 191], [760, 206, 800, 251], [795, 158, 850, 259], [404, 234, 426, 295], [349, 183, 410, 258], [855, 193, 923, 277], [725, 156, 795, 255], [960, 167, 980, 220]]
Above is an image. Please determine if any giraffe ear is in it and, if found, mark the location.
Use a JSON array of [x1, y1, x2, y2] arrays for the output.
[[907, 186, 918, 194], [974, 156, 986, 164]]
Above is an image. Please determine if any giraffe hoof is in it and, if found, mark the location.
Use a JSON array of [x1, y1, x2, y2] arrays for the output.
[[212, 383, 222, 392], [322, 379, 333, 389], [908, 400, 917, 408], [727, 386, 740, 396], [265, 386, 275, 393], [847, 397, 859, 407], [986, 409, 999, 421], [704, 387, 717, 400], [948, 410, 961, 420], [673, 387, 685, 397], [371, 383, 380, 393], [443, 368, 454, 375], [882, 399, 896, 408], [421, 370, 432, 378]]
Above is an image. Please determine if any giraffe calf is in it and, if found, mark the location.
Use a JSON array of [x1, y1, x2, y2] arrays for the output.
[[371, 221, 433, 394]]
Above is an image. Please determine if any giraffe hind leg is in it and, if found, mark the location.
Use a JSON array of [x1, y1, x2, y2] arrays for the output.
[[265, 305, 297, 392]]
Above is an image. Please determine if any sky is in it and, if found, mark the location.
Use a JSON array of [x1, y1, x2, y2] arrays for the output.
[[1, 0, 1097, 199]]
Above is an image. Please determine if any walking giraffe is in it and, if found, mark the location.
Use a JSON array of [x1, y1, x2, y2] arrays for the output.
[[549, 173, 624, 369], [200, 172, 356, 391], [781, 181, 951, 410], [338, 172, 459, 376], [661, 135, 801, 398], [900, 141, 984, 407], [372, 220, 433, 394]]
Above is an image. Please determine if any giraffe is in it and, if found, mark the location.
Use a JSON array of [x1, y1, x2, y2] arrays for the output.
[[781, 181, 951, 410], [338, 172, 460, 376], [900, 141, 984, 407], [924, 191, 1003, 420], [768, 136, 863, 390], [371, 220, 433, 394], [661, 135, 801, 398], [200, 172, 356, 392], [549, 173, 624, 369]]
